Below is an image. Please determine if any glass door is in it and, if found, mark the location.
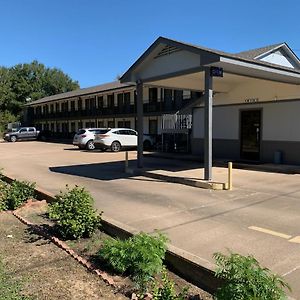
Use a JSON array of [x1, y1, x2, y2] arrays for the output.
[[240, 110, 261, 160]]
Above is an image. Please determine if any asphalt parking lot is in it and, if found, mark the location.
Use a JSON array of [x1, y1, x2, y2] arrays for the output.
[[1, 140, 300, 298]]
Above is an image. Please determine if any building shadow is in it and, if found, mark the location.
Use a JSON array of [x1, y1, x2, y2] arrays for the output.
[[49, 156, 203, 181]]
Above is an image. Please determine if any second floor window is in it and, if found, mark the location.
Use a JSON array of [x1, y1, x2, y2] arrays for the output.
[[107, 94, 114, 108], [149, 88, 158, 103], [71, 101, 75, 111], [78, 99, 82, 111], [97, 96, 104, 108]]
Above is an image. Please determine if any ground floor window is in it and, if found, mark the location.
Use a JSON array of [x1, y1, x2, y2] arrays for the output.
[[98, 121, 104, 128], [108, 121, 115, 128], [149, 119, 158, 135], [117, 120, 131, 128], [70, 122, 76, 133]]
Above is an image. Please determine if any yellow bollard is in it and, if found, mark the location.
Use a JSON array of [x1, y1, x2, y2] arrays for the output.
[[125, 151, 129, 171], [227, 162, 233, 190]]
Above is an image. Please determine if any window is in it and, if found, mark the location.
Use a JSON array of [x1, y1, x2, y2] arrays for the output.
[[78, 122, 83, 129], [97, 96, 104, 108], [28, 128, 35, 132], [56, 103, 59, 112], [19, 128, 27, 133], [50, 104, 54, 113], [124, 92, 130, 105], [108, 121, 115, 128], [124, 121, 131, 128], [85, 99, 90, 110], [98, 121, 104, 128], [117, 93, 124, 107], [71, 101, 75, 111], [90, 97, 96, 109], [50, 123, 54, 132], [117, 121, 124, 128], [78, 99, 82, 110], [107, 94, 114, 108], [149, 119, 158, 135], [149, 88, 158, 103], [71, 122, 76, 132], [164, 89, 173, 102]]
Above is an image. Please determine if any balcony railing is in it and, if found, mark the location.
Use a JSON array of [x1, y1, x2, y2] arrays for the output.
[[32, 96, 197, 120]]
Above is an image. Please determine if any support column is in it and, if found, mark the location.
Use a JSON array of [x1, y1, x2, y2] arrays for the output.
[[204, 68, 213, 181], [136, 80, 144, 168]]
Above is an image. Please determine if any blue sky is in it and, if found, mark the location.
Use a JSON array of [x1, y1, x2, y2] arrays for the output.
[[1, 0, 300, 87]]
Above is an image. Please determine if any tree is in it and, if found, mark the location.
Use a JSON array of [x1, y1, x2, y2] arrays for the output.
[[0, 61, 79, 116]]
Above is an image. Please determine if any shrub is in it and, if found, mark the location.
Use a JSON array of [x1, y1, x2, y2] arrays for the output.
[[99, 232, 168, 292], [213, 251, 291, 300], [0, 180, 9, 211], [48, 185, 102, 239], [152, 268, 188, 300], [5, 180, 35, 210]]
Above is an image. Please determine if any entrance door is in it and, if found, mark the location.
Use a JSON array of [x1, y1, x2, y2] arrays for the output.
[[240, 110, 261, 160]]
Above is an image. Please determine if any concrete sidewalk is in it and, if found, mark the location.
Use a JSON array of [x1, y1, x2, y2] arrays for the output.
[[1, 141, 300, 298]]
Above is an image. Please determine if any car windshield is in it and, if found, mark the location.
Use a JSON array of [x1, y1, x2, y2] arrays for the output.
[[90, 129, 109, 134], [77, 129, 86, 135]]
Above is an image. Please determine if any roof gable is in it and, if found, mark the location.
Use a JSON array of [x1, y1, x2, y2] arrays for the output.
[[237, 43, 300, 70]]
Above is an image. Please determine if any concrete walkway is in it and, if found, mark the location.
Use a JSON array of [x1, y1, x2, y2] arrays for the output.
[[0, 141, 300, 298]]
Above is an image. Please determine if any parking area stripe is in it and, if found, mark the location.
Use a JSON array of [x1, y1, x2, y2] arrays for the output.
[[288, 236, 300, 244], [249, 226, 292, 239]]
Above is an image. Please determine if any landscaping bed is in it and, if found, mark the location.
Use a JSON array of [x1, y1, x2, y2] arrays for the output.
[[0, 211, 127, 300], [14, 200, 213, 300]]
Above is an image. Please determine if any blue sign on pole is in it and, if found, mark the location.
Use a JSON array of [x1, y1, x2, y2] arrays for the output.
[[210, 67, 223, 77]]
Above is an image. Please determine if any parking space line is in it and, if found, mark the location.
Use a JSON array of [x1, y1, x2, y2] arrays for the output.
[[288, 236, 300, 244], [249, 226, 292, 239]]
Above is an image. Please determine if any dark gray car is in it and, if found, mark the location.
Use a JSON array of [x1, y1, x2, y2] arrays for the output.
[[4, 127, 40, 142]]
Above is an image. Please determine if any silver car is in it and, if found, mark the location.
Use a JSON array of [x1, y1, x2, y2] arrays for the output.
[[73, 128, 109, 150]]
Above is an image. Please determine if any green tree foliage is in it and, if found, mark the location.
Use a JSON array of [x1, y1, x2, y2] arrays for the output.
[[0, 61, 79, 115], [213, 251, 291, 300]]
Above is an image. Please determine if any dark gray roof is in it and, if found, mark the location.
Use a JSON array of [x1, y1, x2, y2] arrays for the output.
[[121, 37, 300, 83], [27, 81, 134, 106], [236, 43, 284, 59]]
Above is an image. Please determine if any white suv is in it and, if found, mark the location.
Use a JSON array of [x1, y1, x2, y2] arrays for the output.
[[73, 128, 109, 150], [93, 128, 153, 152]]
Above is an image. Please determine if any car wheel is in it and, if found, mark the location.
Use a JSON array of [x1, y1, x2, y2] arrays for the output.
[[10, 136, 17, 143], [111, 141, 121, 152], [143, 140, 151, 150], [86, 140, 95, 151]]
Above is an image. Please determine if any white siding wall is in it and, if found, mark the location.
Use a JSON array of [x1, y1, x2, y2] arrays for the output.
[[193, 101, 300, 142]]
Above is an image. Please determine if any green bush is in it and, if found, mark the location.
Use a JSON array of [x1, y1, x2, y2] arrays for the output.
[[0, 180, 9, 211], [152, 268, 188, 300], [48, 185, 102, 239], [213, 251, 291, 300], [5, 180, 35, 210], [99, 232, 168, 292]]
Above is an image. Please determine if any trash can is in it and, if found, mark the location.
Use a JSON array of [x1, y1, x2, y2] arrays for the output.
[[274, 151, 282, 164]]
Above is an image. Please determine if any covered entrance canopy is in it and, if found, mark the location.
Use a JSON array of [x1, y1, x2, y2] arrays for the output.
[[120, 37, 300, 180]]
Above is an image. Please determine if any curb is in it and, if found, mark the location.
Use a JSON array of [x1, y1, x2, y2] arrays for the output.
[[126, 168, 225, 190], [2, 173, 221, 295]]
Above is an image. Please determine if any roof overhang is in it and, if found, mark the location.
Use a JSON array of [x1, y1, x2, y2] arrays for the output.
[[120, 37, 300, 87]]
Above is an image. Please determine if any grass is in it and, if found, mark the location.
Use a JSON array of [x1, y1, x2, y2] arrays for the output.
[[0, 258, 32, 300]]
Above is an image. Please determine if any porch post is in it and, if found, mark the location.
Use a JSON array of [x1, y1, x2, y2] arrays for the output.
[[136, 80, 144, 168], [204, 68, 213, 181]]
